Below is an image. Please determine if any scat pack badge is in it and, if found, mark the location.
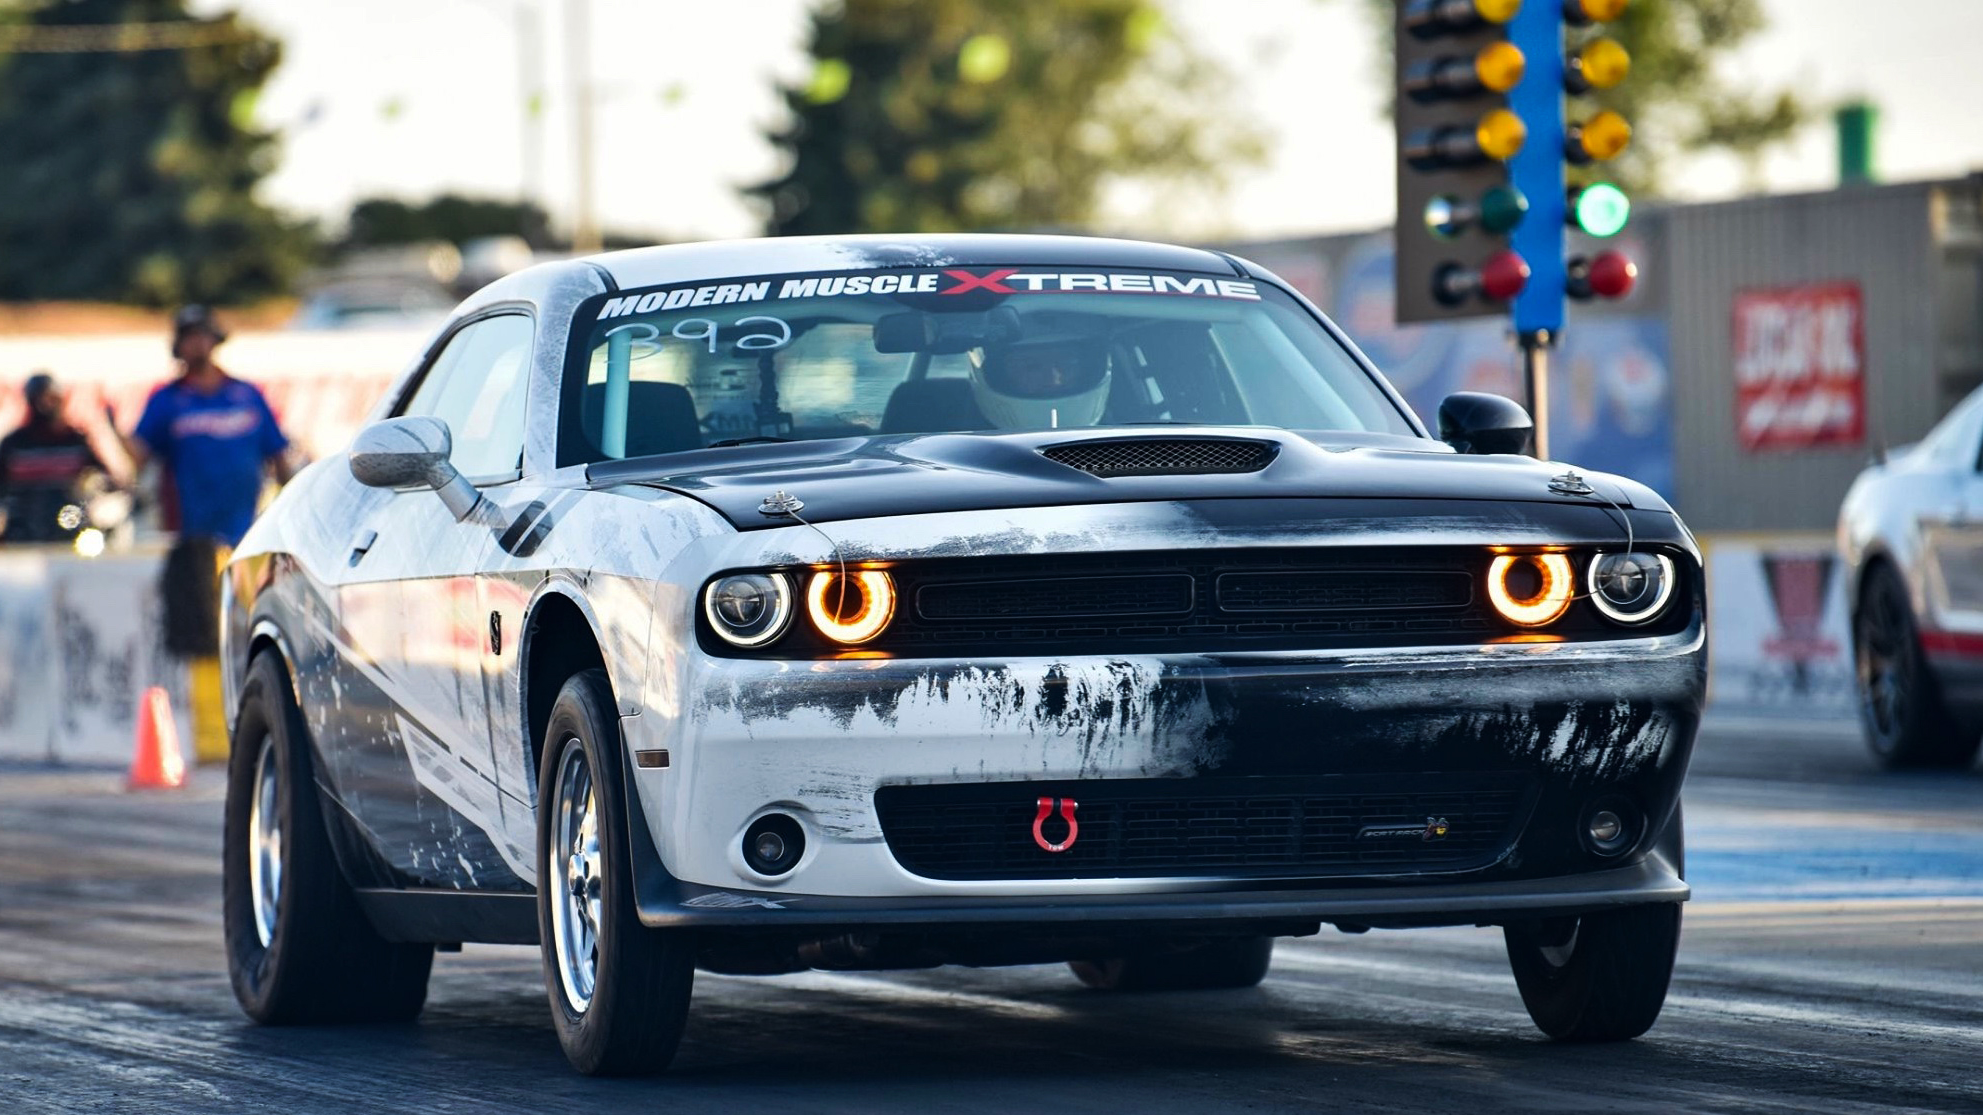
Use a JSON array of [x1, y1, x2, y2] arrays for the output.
[[1356, 816, 1452, 843]]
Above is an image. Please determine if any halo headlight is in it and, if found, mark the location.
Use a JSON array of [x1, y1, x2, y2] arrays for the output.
[[806, 570, 896, 645], [1488, 553, 1575, 627], [1588, 552, 1675, 625], [704, 573, 794, 648]]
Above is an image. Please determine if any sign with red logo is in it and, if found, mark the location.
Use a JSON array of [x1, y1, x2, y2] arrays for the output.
[[1732, 282, 1865, 451]]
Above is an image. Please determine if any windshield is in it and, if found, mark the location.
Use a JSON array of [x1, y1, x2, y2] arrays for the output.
[[558, 265, 1416, 464]]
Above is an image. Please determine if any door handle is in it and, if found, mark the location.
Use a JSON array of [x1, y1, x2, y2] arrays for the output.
[[348, 528, 378, 566]]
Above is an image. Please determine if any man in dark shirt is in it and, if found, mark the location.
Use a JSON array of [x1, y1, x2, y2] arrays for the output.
[[0, 373, 108, 543]]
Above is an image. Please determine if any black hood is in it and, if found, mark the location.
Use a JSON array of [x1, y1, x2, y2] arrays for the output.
[[587, 429, 1645, 531]]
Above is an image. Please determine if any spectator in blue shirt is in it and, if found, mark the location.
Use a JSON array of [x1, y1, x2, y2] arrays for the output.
[[123, 306, 296, 547]]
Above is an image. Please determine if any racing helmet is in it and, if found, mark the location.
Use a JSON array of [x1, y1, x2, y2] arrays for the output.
[[968, 335, 1111, 430]]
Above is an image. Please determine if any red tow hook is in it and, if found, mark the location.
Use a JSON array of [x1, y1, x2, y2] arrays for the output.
[[1032, 796, 1080, 853]]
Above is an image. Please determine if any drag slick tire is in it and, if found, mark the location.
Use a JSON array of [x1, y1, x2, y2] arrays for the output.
[[223, 652, 434, 1024], [1504, 902, 1680, 1042], [1069, 936, 1274, 992], [536, 669, 695, 1077], [1855, 564, 1982, 770]]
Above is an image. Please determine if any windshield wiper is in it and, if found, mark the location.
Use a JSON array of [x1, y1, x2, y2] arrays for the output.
[[706, 436, 793, 448]]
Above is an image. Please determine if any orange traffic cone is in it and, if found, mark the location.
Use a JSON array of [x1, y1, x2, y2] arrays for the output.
[[128, 686, 187, 791]]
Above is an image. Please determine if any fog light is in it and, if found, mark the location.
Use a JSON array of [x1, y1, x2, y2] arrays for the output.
[[1589, 811, 1622, 843], [1583, 800, 1638, 856], [754, 830, 786, 862], [742, 814, 805, 876]]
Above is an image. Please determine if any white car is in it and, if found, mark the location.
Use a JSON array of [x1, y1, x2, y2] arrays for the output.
[[1838, 385, 1983, 767], [220, 234, 1705, 1075]]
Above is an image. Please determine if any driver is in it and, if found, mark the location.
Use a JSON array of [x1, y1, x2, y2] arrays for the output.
[[968, 335, 1111, 430]]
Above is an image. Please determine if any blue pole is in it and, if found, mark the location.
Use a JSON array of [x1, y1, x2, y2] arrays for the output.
[[1507, 0, 1565, 338]]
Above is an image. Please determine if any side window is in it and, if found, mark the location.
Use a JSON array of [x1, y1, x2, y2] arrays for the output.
[[400, 314, 535, 480]]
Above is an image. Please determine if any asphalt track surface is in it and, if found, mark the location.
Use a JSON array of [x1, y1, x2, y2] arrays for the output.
[[5, 712, 1983, 1113]]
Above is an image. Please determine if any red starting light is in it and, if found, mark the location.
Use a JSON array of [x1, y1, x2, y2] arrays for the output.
[[1433, 250, 1531, 306], [1568, 250, 1638, 300], [1480, 249, 1532, 301]]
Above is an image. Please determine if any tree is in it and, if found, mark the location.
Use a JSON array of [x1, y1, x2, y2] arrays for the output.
[[749, 0, 1263, 236], [344, 195, 554, 251], [0, 0, 308, 304], [1344, 0, 1806, 195]]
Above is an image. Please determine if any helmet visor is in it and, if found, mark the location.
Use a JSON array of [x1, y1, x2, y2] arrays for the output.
[[980, 338, 1108, 400]]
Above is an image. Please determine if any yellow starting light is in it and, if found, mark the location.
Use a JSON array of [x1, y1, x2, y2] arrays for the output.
[[1472, 0, 1522, 23], [1474, 41, 1526, 93], [1476, 108, 1528, 160], [1577, 38, 1631, 89], [1576, 110, 1632, 160], [1572, 0, 1628, 21]]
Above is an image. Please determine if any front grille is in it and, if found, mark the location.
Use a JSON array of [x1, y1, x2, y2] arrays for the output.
[[1216, 569, 1472, 613], [875, 776, 1532, 881], [870, 548, 1499, 656], [917, 574, 1194, 621], [1041, 438, 1276, 477]]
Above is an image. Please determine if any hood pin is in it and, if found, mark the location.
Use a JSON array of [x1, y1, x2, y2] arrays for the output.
[[1548, 469, 1595, 496], [759, 489, 805, 517]]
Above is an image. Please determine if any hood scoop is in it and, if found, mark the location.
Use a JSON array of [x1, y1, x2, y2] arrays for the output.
[[1040, 437, 1278, 478]]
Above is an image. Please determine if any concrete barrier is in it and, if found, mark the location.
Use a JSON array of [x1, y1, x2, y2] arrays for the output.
[[0, 548, 188, 765]]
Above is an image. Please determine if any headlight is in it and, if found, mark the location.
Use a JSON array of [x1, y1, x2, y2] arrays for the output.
[[703, 573, 793, 647], [806, 570, 896, 645], [1487, 553, 1574, 627], [1587, 552, 1675, 625]]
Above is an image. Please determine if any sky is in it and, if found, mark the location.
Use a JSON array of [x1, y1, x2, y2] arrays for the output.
[[199, 0, 1983, 244]]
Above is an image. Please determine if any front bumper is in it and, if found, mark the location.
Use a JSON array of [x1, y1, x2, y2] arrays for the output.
[[627, 608, 1706, 916], [631, 835, 1688, 932]]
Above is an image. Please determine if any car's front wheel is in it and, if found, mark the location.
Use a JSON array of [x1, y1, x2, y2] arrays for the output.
[[1856, 564, 1981, 769], [1069, 936, 1274, 992], [1504, 902, 1680, 1042], [223, 652, 434, 1023], [536, 669, 695, 1076]]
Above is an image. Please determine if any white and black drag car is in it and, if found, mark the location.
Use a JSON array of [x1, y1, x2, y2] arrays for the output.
[[1838, 384, 1983, 768], [219, 234, 1705, 1075]]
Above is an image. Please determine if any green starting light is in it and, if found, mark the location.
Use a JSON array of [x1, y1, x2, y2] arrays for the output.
[[1570, 182, 1631, 238], [1479, 184, 1529, 234]]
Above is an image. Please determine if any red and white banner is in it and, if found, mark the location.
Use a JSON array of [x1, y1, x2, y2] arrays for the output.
[[1732, 282, 1865, 452]]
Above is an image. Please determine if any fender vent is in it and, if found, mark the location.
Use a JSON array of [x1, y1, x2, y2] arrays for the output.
[[1041, 438, 1276, 478]]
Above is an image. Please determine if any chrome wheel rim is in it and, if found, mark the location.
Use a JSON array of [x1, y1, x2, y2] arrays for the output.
[[248, 737, 282, 948], [550, 740, 602, 1014]]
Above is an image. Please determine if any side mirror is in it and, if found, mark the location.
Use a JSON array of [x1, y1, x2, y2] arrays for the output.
[[1437, 392, 1534, 456], [349, 416, 482, 521]]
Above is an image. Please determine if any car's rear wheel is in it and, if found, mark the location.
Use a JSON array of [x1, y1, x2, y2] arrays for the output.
[[1069, 936, 1274, 992], [223, 652, 433, 1024], [1856, 564, 1981, 769], [536, 669, 695, 1077], [1504, 902, 1679, 1042]]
